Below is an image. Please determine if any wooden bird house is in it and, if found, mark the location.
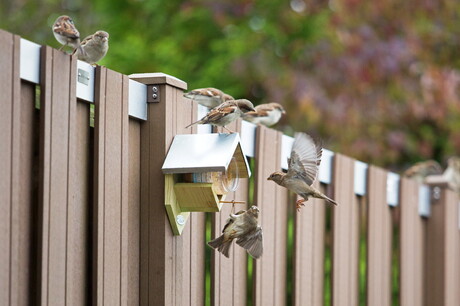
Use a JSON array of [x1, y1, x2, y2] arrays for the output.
[[162, 133, 251, 235]]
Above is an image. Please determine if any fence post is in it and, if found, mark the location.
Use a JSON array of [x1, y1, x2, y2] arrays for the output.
[[424, 181, 460, 306], [130, 73, 205, 306]]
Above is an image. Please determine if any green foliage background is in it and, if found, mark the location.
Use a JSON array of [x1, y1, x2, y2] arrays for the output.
[[2, 0, 460, 170]]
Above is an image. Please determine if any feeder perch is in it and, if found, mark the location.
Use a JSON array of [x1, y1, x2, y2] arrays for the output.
[[162, 133, 251, 235]]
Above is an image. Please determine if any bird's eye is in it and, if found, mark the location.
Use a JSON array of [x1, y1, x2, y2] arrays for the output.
[[69, 19, 74, 24]]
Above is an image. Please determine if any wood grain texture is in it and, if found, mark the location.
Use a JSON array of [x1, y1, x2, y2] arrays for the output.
[[133, 74, 207, 306], [93, 67, 130, 305], [128, 119, 141, 305], [424, 187, 460, 306], [211, 119, 248, 306], [38, 46, 75, 305], [253, 126, 288, 306], [293, 180, 326, 306], [367, 166, 392, 306], [332, 154, 360, 306], [399, 178, 423, 306], [0, 30, 20, 306]]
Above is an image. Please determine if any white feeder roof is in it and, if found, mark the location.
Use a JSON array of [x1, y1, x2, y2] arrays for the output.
[[162, 133, 251, 178]]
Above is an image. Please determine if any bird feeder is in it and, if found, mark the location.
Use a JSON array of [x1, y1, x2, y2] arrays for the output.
[[162, 133, 251, 235]]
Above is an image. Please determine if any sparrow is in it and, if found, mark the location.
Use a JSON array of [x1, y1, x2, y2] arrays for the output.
[[52, 15, 80, 51], [73, 31, 109, 64], [207, 205, 263, 259], [183, 87, 234, 108], [443, 156, 460, 193], [267, 132, 338, 211], [403, 160, 443, 183], [242, 102, 286, 126], [185, 99, 255, 133]]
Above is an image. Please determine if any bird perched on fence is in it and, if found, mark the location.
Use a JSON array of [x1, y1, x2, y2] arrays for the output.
[[403, 160, 443, 184], [185, 99, 255, 133], [52, 15, 80, 52], [267, 132, 338, 211], [183, 87, 234, 108], [73, 31, 109, 64], [208, 205, 263, 259], [443, 156, 460, 194], [242, 102, 286, 127]]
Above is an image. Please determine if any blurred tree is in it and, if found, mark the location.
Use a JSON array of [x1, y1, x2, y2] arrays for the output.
[[1, 0, 459, 170]]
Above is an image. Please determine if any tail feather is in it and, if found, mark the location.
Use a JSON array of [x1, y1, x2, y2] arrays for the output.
[[312, 192, 338, 206], [185, 119, 203, 128], [207, 235, 232, 258]]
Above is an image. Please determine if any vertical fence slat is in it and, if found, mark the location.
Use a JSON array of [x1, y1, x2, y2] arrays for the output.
[[128, 118, 141, 304], [38, 47, 75, 305], [293, 180, 325, 306], [332, 154, 359, 306], [93, 68, 129, 305], [424, 187, 460, 306], [211, 119, 248, 306], [399, 178, 423, 306], [131, 74, 203, 306], [254, 126, 288, 306], [367, 166, 392, 306]]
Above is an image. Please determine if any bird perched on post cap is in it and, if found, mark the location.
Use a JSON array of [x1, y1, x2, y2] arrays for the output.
[[185, 99, 255, 133], [52, 15, 80, 51], [403, 160, 443, 184], [184, 87, 234, 109], [242, 102, 286, 127], [73, 31, 109, 64], [207, 205, 263, 259], [443, 156, 460, 193], [267, 132, 338, 211]]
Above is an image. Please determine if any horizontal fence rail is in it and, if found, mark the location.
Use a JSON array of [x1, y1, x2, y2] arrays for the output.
[[1, 29, 460, 306]]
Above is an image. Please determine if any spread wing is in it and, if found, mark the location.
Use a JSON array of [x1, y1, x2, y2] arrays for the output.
[[286, 132, 322, 186], [236, 226, 263, 259]]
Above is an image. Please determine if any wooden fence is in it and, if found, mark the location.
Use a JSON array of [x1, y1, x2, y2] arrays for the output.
[[1, 29, 460, 305]]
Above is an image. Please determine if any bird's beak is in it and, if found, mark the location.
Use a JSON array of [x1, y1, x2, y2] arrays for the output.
[[267, 177, 271, 181]]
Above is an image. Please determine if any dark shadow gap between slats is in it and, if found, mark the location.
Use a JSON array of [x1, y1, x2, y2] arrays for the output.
[[391, 206, 400, 306], [205, 212, 212, 306], [88, 122, 95, 305], [323, 184, 333, 306], [286, 193, 295, 306], [247, 157, 256, 306], [358, 195, 367, 306]]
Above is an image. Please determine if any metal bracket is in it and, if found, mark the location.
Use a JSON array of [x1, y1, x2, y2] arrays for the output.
[[147, 85, 160, 103], [77, 68, 90, 85]]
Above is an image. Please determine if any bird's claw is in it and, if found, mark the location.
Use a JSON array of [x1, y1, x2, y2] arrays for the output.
[[296, 198, 306, 211]]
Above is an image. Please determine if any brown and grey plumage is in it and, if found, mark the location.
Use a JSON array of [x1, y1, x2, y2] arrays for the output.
[[242, 102, 286, 126], [73, 31, 109, 64], [443, 157, 460, 193], [185, 99, 255, 132], [267, 132, 338, 211], [52, 15, 80, 51], [403, 160, 443, 183], [207, 206, 263, 259], [183, 87, 234, 108]]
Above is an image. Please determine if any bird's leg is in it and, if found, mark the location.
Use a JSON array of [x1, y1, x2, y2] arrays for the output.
[[296, 198, 306, 211], [231, 201, 235, 214], [223, 126, 235, 134]]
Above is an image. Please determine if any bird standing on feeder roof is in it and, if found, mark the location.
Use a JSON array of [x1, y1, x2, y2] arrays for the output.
[[185, 99, 255, 133], [443, 156, 460, 194], [403, 160, 443, 184], [267, 132, 338, 211], [183, 87, 234, 108], [242, 102, 286, 127], [208, 205, 263, 259], [73, 31, 109, 65], [52, 15, 81, 52]]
